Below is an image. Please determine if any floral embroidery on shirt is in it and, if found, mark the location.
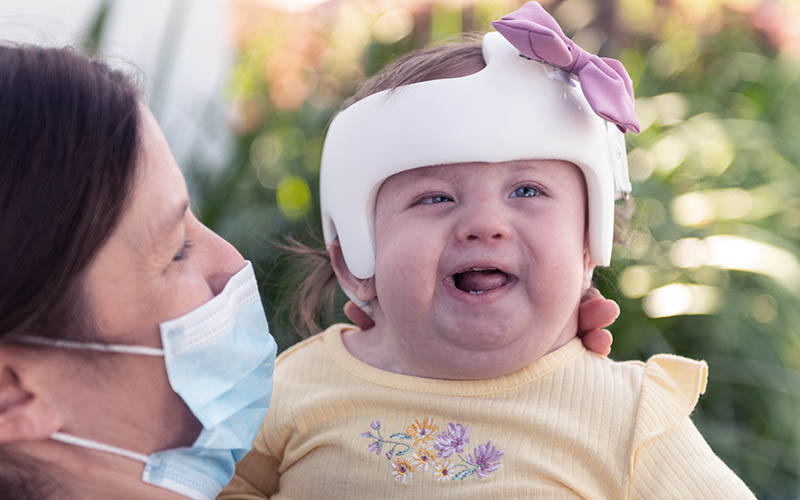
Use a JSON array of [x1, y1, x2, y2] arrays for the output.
[[361, 418, 503, 483], [391, 458, 414, 483], [407, 416, 438, 447], [412, 447, 436, 471], [434, 422, 469, 458], [467, 441, 504, 478], [434, 459, 453, 481]]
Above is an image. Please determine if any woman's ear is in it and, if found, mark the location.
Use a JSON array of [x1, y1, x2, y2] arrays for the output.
[[329, 241, 377, 303], [0, 347, 63, 443]]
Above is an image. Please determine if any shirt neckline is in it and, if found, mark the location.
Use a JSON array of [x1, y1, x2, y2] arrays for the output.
[[321, 324, 587, 396]]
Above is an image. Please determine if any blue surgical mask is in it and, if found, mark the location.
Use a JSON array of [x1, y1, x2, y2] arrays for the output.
[[18, 261, 276, 500]]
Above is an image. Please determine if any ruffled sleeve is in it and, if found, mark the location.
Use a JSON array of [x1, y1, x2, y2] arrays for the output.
[[630, 354, 708, 458], [626, 355, 756, 499]]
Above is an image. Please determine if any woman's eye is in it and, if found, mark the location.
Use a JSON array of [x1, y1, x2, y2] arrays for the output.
[[173, 240, 193, 262], [418, 194, 454, 205], [510, 185, 541, 198]]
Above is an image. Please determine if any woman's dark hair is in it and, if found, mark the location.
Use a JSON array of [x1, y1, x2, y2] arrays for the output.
[[0, 44, 141, 499], [0, 44, 141, 340]]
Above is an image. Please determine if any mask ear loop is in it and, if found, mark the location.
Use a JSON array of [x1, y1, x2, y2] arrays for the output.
[[11, 335, 165, 356], [50, 432, 150, 463], [12, 335, 163, 463]]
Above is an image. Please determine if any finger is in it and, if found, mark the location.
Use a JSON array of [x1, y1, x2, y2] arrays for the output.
[[581, 286, 603, 302], [580, 329, 613, 356], [343, 301, 375, 330], [578, 297, 620, 334]]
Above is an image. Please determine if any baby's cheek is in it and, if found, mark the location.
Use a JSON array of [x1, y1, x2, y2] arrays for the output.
[[530, 248, 584, 293], [375, 249, 433, 307]]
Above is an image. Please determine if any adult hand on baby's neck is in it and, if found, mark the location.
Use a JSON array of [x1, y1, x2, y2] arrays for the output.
[[344, 301, 375, 330], [577, 288, 619, 356]]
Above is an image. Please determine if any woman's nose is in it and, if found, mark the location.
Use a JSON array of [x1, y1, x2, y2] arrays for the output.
[[454, 202, 512, 244], [199, 225, 246, 296]]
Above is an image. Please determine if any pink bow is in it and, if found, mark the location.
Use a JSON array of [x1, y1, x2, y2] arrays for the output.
[[492, 1, 640, 134]]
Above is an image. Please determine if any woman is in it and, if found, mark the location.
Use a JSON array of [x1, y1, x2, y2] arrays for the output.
[[0, 43, 278, 500], [0, 44, 617, 499]]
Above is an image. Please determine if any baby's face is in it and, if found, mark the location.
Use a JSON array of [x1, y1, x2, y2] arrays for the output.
[[370, 160, 592, 379]]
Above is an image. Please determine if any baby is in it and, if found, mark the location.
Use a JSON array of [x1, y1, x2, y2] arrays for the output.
[[220, 2, 755, 498]]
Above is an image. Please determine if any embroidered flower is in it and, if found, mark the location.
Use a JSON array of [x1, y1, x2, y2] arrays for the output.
[[362, 418, 501, 483], [466, 441, 504, 479], [434, 423, 470, 458], [406, 417, 438, 447], [434, 460, 453, 481], [366, 440, 381, 455], [391, 459, 414, 483], [412, 447, 436, 471]]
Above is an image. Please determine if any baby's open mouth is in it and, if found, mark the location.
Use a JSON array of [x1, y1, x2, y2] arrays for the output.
[[452, 267, 514, 295]]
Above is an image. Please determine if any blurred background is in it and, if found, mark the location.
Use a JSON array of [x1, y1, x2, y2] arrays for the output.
[[2, 0, 799, 497]]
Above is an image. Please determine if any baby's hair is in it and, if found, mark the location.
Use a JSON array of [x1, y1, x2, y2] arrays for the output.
[[340, 34, 485, 110], [287, 34, 633, 335]]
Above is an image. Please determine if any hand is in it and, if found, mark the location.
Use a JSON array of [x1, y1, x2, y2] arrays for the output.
[[344, 288, 620, 356], [344, 300, 375, 330], [578, 288, 620, 356]]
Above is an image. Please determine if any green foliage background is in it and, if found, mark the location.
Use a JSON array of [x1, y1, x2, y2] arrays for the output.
[[95, 0, 800, 497]]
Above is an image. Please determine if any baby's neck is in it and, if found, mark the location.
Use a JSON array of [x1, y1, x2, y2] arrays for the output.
[[341, 318, 578, 380]]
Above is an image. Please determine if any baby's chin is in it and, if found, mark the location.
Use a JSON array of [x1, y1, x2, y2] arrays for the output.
[[425, 316, 577, 378], [436, 316, 532, 351]]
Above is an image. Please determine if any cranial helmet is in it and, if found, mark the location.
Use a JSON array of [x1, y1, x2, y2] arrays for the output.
[[320, 8, 637, 305]]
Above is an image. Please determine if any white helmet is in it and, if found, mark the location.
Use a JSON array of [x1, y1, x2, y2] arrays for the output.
[[320, 32, 631, 287]]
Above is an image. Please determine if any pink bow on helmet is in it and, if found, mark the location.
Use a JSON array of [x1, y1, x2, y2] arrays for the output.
[[492, 1, 640, 134]]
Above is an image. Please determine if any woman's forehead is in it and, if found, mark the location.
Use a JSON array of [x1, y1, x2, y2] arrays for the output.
[[123, 108, 189, 247]]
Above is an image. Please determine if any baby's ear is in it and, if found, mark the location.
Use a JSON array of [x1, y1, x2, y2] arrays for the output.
[[329, 241, 377, 303]]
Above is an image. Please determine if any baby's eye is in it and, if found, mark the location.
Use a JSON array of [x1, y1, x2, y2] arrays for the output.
[[418, 194, 454, 205], [510, 185, 541, 198]]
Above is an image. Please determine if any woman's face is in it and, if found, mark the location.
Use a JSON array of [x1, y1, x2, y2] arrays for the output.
[[72, 105, 246, 452]]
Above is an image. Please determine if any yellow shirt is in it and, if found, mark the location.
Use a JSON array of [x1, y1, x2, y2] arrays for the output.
[[220, 324, 755, 499]]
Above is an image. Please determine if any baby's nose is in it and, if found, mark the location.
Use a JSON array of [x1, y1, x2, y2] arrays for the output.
[[454, 206, 512, 243]]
